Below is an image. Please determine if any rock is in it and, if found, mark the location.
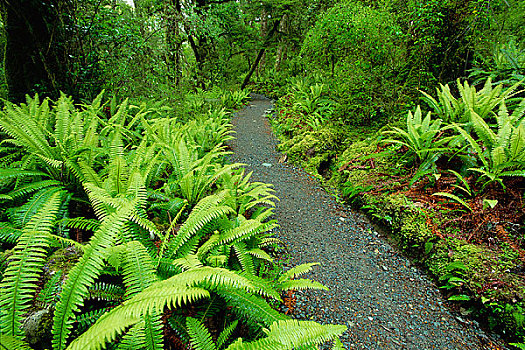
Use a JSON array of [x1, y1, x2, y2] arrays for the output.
[[23, 308, 52, 346]]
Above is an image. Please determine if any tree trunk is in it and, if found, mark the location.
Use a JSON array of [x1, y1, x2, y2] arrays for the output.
[[165, 0, 183, 85], [0, 0, 72, 102], [274, 13, 288, 72], [241, 17, 281, 90]]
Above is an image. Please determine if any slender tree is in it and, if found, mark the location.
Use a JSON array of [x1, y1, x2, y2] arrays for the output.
[[0, 0, 75, 102]]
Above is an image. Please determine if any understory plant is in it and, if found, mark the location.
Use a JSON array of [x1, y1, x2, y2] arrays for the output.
[[0, 93, 345, 349], [384, 77, 525, 190]]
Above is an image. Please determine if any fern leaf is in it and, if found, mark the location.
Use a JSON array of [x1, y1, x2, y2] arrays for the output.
[[167, 192, 234, 258], [187, 317, 216, 350], [0, 169, 50, 180], [88, 283, 125, 302], [237, 272, 281, 301], [58, 217, 101, 232], [0, 192, 62, 336], [36, 271, 63, 308], [121, 241, 158, 298], [220, 219, 277, 246], [219, 287, 286, 328], [142, 313, 164, 350], [52, 201, 136, 350], [9, 186, 65, 227], [278, 263, 320, 283], [115, 321, 147, 350], [172, 254, 204, 271], [0, 223, 23, 245], [277, 279, 328, 292], [54, 94, 72, 147], [8, 180, 61, 200], [0, 334, 34, 350], [233, 242, 254, 275], [246, 249, 273, 263], [66, 285, 209, 350], [216, 320, 238, 350], [264, 319, 346, 349]]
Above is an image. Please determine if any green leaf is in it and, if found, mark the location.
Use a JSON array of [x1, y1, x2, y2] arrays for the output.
[[448, 295, 470, 301], [432, 192, 472, 211]]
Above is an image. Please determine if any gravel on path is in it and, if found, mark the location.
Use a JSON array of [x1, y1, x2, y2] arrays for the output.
[[229, 94, 505, 350]]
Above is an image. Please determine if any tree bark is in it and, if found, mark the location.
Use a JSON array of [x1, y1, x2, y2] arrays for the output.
[[241, 16, 281, 90], [165, 0, 184, 85], [0, 0, 72, 102]]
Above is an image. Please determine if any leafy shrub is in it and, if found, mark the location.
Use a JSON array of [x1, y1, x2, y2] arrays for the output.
[[0, 92, 345, 349]]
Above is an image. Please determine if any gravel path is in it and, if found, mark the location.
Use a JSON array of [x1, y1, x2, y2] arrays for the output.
[[229, 95, 505, 350]]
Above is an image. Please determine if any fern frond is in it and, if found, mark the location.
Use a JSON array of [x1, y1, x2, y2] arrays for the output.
[[142, 314, 164, 350], [52, 201, 136, 350], [0, 192, 62, 336], [0, 334, 34, 350], [264, 319, 346, 349], [277, 279, 328, 292], [167, 192, 234, 258], [36, 271, 63, 308], [121, 241, 158, 298], [88, 283, 125, 302], [278, 263, 320, 283], [233, 242, 254, 275], [187, 317, 216, 350], [219, 287, 286, 328], [247, 249, 273, 263], [57, 217, 101, 232], [0, 169, 50, 180], [172, 254, 204, 271], [237, 272, 281, 301], [259, 237, 282, 248], [75, 307, 115, 333], [220, 219, 277, 246], [7, 180, 61, 200], [225, 320, 345, 350], [217, 320, 238, 350], [115, 321, 147, 350], [66, 285, 209, 350], [8, 186, 65, 227], [0, 223, 23, 244]]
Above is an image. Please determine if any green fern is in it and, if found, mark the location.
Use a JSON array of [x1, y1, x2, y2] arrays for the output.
[[166, 191, 234, 259], [0, 223, 23, 245], [7, 186, 65, 227], [36, 271, 63, 308], [187, 317, 216, 350], [51, 201, 137, 350], [88, 283, 125, 302], [75, 308, 115, 334], [219, 287, 286, 328], [0, 334, 34, 350], [0, 192, 62, 336], [66, 267, 257, 350], [225, 319, 346, 350]]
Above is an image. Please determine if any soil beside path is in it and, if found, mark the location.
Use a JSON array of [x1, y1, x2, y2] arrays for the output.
[[229, 94, 505, 350]]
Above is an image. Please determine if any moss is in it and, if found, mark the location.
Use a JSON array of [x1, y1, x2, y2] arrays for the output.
[[278, 126, 345, 179], [363, 193, 432, 251]]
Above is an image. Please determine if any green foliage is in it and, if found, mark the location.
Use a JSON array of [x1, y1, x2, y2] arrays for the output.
[[383, 106, 450, 166], [0, 92, 342, 349], [0, 192, 62, 336]]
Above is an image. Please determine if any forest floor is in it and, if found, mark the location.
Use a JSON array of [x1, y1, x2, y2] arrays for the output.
[[229, 94, 507, 350]]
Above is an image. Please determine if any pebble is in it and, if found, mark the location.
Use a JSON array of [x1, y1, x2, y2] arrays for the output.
[[229, 96, 504, 350]]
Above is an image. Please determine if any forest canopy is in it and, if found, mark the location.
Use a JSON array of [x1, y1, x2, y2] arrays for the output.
[[0, 0, 524, 349]]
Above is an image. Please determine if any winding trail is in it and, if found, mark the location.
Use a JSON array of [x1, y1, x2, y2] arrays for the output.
[[229, 95, 504, 349]]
